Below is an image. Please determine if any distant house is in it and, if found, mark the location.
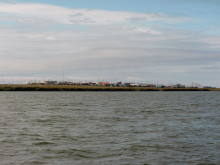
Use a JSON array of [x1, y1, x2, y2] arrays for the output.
[[203, 86, 214, 88], [55, 81, 67, 85], [115, 82, 122, 86], [124, 83, 135, 87], [36, 82, 44, 85], [172, 83, 185, 88], [100, 82, 111, 86], [143, 84, 156, 87], [81, 83, 89, 86], [157, 85, 166, 88], [41, 81, 57, 85], [130, 84, 138, 87], [89, 82, 96, 85]]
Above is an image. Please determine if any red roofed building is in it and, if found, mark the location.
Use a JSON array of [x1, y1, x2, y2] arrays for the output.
[[100, 82, 111, 86]]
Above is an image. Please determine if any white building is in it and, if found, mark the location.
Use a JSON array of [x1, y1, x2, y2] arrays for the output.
[[41, 81, 57, 85]]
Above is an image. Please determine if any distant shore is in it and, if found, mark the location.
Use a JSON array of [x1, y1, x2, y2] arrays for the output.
[[0, 85, 219, 91]]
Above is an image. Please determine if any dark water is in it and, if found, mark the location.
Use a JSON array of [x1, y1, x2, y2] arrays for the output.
[[0, 92, 219, 165]]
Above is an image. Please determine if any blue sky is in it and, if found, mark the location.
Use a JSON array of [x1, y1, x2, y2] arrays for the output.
[[3, 0, 220, 34], [0, 0, 219, 86]]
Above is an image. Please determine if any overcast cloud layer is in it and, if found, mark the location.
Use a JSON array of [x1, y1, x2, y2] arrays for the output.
[[0, 1, 219, 87]]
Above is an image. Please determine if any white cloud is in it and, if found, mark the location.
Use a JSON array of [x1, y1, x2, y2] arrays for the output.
[[45, 36, 56, 40], [0, 2, 219, 86], [0, 2, 194, 26]]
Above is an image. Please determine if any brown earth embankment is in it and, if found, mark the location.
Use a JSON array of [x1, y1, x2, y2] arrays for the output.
[[0, 85, 219, 91]]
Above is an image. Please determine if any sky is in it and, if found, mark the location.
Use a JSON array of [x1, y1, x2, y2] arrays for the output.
[[0, 0, 220, 86]]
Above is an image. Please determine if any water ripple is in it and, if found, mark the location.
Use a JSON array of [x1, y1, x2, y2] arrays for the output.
[[0, 91, 219, 164]]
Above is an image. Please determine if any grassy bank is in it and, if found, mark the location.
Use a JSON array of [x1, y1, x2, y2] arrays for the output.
[[0, 85, 219, 91]]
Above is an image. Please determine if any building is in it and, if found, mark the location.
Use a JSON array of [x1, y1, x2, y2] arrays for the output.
[[72, 82, 80, 85], [115, 82, 122, 85], [36, 82, 44, 85], [41, 81, 57, 85], [124, 83, 135, 87], [203, 86, 215, 88], [81, 83, 89, 86], [99, 82, 111, 86], [157, 85, 166, 88], [130, 84, 139, 87], [89, 82, 96, 85], [55, 81, 67, 85], [142, 84, 156, 87], [172, 83, 185, 88]]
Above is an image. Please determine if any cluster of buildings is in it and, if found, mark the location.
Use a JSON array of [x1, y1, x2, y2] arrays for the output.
[[25, 80, 215, 88]]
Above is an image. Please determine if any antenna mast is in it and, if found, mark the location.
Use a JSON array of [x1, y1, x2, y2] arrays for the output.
[[63, 70, 64, 82]]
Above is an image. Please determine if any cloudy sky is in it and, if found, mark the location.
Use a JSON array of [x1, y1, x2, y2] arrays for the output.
[[0, 0, 219, 86]]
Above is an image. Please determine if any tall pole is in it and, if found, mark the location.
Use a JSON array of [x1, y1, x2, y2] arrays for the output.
[[63, 70, 64, 82]]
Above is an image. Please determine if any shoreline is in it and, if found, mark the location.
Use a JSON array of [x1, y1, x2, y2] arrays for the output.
[[0, 85, 219, 91]]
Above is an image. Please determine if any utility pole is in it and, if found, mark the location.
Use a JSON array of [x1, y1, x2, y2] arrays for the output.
[[63, 70, 64, 82]]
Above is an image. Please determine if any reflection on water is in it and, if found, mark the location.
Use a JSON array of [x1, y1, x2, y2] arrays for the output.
[[0, 92, 219, 165]]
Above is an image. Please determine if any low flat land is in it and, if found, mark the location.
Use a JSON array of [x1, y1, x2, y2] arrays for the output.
[[0, 85, 219, 91]]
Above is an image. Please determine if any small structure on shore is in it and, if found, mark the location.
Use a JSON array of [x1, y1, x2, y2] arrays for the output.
[[42, 81, 57, 85], [115, 82, 122, 86], [124, 83, 135, 87], [55, 81, 67, 85], [172, 83, 185, 88], [157, 85, 166, 88], [99, 82, 111, 86], [203, 86, 216, 88]]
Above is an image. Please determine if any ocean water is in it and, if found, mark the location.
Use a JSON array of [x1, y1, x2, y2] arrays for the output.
[[0, 91, 219, 165]]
